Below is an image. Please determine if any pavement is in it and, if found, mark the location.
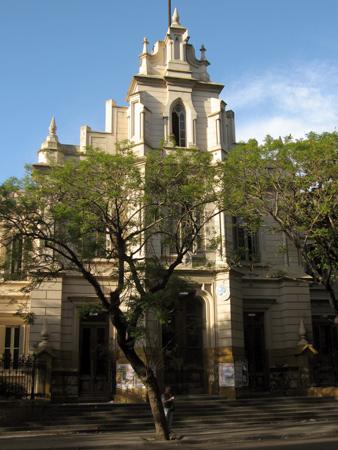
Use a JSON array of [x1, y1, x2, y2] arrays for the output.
[[1, 419, 338, 449]]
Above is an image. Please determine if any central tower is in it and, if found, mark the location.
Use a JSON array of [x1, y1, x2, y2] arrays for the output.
[[122, 8, 235, 159]]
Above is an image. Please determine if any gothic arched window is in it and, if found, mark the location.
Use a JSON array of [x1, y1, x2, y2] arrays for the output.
[[172, 104, 186, 147]]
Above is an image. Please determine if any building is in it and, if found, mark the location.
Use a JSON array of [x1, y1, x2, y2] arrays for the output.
[[0, 9, 336, 402]]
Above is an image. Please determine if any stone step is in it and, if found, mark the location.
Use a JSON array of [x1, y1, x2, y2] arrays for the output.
[[24, 400, 338, 420], [10, 411, 336, 428], [13, 402, 338, 421], [1, 396, 337, 437]]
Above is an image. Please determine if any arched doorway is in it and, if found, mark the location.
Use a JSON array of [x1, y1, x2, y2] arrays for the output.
[[162, 294, 204, 394]]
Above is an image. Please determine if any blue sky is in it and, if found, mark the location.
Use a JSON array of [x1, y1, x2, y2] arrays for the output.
[[1, 0, 338, 183]]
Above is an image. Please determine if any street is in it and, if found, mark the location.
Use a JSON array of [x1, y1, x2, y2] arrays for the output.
[[170, 436, 338, 449], [1, 434, 338, 450]]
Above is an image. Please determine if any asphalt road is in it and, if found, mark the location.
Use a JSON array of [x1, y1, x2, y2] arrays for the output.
[[3, 435, 338, 450], [174, 436, 338, 449], [1, 421, 338, 450]]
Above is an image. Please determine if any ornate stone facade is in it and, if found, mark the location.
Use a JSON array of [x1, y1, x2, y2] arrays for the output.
[[0, 10, 336, 402]]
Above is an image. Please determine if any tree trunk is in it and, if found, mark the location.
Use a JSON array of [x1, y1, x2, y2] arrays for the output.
[[144, 371, 170, 441], [112, 322, 169, 440]]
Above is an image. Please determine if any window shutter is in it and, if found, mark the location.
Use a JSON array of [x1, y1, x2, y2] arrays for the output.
[[19, 325, 25, 357], [0, 325, 6, 357]]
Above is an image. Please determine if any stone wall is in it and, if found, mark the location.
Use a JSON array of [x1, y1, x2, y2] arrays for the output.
[[0, 399, 49, 427]]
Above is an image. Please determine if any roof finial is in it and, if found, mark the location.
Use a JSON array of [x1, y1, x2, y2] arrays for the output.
[[49, 116, 57, 136], [200, 44, 206, 61], [39, 116, 59, 155], [172, 8, 180, 25], [46, 116, 58, 144], [38, 318, 52, 350], [298, 318, 308, 346], [142, 37, 149, 54]]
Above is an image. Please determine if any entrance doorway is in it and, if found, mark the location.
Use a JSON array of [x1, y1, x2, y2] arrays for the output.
[[244, 312, 268, 391], [162, 294, 204, 394], [79, 312, 111, 400], [312, 316, 338, 386]]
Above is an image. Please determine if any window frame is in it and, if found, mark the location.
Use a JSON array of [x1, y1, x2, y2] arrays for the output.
[[2, 235, 27, 280], [171, 103, 186, 147], [1, 325, 25, 369], [233, 217, 260, 263]]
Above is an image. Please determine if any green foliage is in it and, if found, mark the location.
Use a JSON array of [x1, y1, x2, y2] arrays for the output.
[[277, 244, 289, 255], [0, 142, 223, 359], [223, 131, 338, 315], [274, 270, 288, 278], [0, 378, 28, 399], [76, 299, 105, 319], [0, 140, 228, 439], [144, 145, 222, 255]]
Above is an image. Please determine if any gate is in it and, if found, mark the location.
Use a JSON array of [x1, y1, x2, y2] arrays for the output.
[[310, 353, 338, 387], [0, 354, 47, 398]]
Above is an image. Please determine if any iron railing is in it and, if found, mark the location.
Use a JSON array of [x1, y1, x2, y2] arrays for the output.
[[310, 353, 338, 387], [0, 354, 47, 399]]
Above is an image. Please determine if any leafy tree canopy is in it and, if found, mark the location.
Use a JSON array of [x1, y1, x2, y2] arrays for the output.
[[0, 143, 224, 440], [223, 131, 338, 319]]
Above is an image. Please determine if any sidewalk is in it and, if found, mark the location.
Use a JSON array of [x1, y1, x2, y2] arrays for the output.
[[1, 419, 338, 449]]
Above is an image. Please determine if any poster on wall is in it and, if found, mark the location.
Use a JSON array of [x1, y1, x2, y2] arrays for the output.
[[116, 364, 146, 391], [218, 363, 235, 387]]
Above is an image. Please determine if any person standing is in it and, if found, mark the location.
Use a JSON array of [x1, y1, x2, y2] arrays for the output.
[[161, 385, 175, 434]]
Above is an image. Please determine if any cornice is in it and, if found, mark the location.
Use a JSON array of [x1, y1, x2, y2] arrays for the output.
[[126, 73, 224, 102]]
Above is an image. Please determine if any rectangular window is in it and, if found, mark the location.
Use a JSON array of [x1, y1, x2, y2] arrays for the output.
[[131, 101, 139, 138], [80, 231, 108, 259], [3, 237, 26, 280], [4, 326, 21, 369], [165, 208, 204, 255], [168, 215, 180, 254], [233, 217, 260, 263], [95, 231, 108, 258], [192, 209, 203, 253]]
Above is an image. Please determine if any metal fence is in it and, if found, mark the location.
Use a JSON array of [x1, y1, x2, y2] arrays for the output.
[[310, 353, 338, 387], [0, 354, 47, 399]]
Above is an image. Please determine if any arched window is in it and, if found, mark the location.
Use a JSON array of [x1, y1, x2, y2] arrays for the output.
[[172, 104, 186, 147]]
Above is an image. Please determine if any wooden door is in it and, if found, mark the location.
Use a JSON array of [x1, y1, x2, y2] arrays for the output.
[[244, 312, 268, 391], [162, 295, 204, 394], [79, 312, 110, 399]]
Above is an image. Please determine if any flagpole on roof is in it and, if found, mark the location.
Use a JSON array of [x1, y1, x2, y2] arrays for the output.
[[168, 0, 171, 28]]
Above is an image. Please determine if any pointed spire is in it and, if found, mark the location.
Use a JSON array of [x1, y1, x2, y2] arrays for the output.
[[142, 37, 149, 55], [298, 318, 308, 346], [46, 116, 58, 143], [38, 318, 52, 350], [39, 115, 61, 159], [139, 37, 151, 74], [49, 116, 57, 135], [172, 8, 180, 25], [40, 116, 59, 153], [200, 44, 206, 61]]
